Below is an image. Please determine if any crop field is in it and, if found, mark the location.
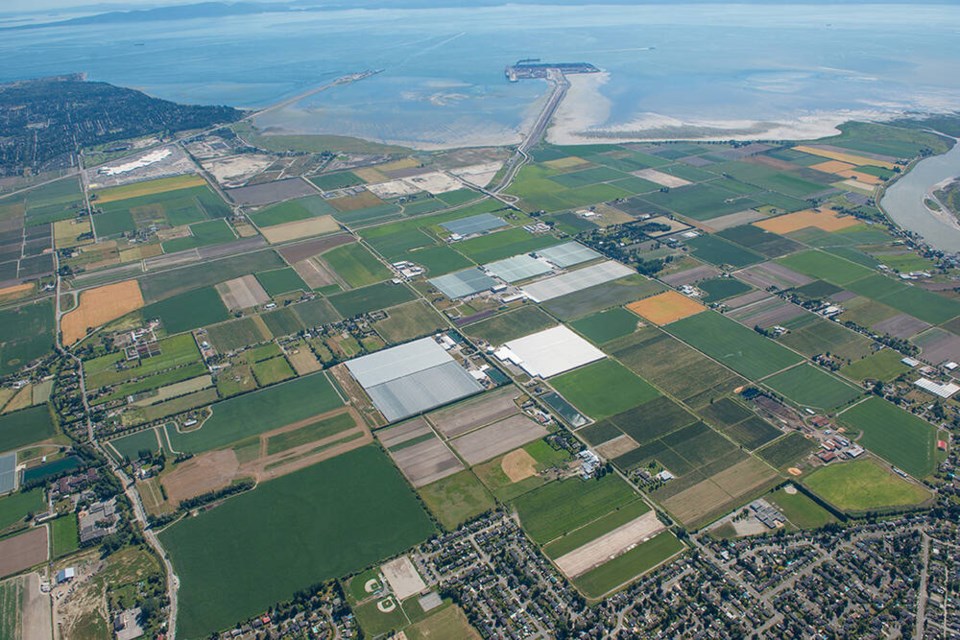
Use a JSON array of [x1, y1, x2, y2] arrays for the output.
[[418, 470, 496, 530], [837, 397, 938, 478], [265, 411, 356, 455], [291, 297, 340, 328], [309, 171, 365, 191], [321, 243, 390, 288], [840, 349, 909, 382], [626, 291, 705, 326], [141, 286, 229, 335], [249, 196, 335, 227], [93, 174, 207, 204], [374, 301, 446, 344], [252, 356, 296, 386], [543, 275, 665, 321], [329, 282, 416, 318], [137, 250, 286, 303], [166, 372, 343, 453], [716, 224, 803, 258], [94, 183, 230, 237], [575, 531, 684, 599], [61, 280, 144, 346], [606, 328, 745, 408], [666, 311, 802, 380], [685, 235, 763, 268], [550, 360, 659, 421], [0, 406, 55, 454], [0, 488, 44, 531], [637, 183, 761, 221], [755, 207, 861, 235], [0, 527, 47, 578], [108, 428, 162, 462], [803, 459, 931, 513], [85, 333, 201, 388], [776, 317, 873, 361], [570, 308, 639, 344], [761, 364, 862, 411], [0, 299, 55, 375], [512, 475, 638, 545], [463, 306, 556, 346], [776, 250, 873, 286], [206, 317, 269, 353], [456, 227, 559, 263], [845, 275, 960, 325], [255, 268, 309, 297], [767, 486, 837, 529], [757, 432, 818, 469], [697, 278, 752, 302], [160, 446, 436, 639], [162, 218, 236, 253]]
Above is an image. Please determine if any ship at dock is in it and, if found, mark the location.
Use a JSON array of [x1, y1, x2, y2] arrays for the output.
[[504, 59, 600, 82]]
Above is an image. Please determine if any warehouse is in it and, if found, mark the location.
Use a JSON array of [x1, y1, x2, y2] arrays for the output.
[[521, 260, 634, 302], [346, 337, 484, 422], [502, 325, 605, 378]]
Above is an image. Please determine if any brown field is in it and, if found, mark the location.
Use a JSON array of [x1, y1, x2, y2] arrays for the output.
[[555, 511, 664, 578], [352, 167, 389, 183], [138, 477, 174, 516], [0, 527, 48, 578], [793, 145, 896, 170], [449, 414, 549, 466], [544, 156, 591, 171], [328, 191, 385, 212], [633, 168, 690, 188], [428, 387, 521, 438], [595, 434, 639, 459], [501, 448, 537, 482], [93, 174, 206, 204], [61, 280, 144, 346], [378, 158, 421, 174], [0, 283, 34, 300], [390, 436, 464, 488], [118, 243, 164, 263], [162, 449, 241, 505], [277, 234, 354, 263], [627, 290, 705, 325], [285, 345, 323, 375], [661, 479, 730, 527], [293, 258, 339, 289], [754, 206, 860, 234], [839, 179, 877, 193], [216, 274, 270, 311], [378, 417, 432, 448], [662, 458, 778, 528], [259, 216, 340, 244], [2, 385, 33, 414], [53, 218, 93, 249], [810, 160, 856, 174]]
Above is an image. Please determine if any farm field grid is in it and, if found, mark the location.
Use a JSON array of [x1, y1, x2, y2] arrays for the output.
[[2, 83, 960, 640]]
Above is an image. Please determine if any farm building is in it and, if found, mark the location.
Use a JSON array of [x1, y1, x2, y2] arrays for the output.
[[521, 260, 634, 302], [502, 325, 605, 378], [429, 267, 498, 299], [483, 254, 552, 283], [346, 337, 483, 422], [536, 241, 601, 268], [913, 377, 960, 398]]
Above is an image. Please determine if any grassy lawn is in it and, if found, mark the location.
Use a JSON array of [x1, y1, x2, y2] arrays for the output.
[[418, 471, 496, 530], [803, 458, 931, 513], [0, 488, 45, 531], [840, 349, 910, 383], [512, 475, 638, 545], [766, 486, 837, 529], [761, 364, 862, 411], [550, 359, 659, 421], [160, 446, 436, 639], [837, 397, 938, 478], [50, 513, 79, 557]]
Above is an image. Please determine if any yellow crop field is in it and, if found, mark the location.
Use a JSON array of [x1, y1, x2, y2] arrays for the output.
[[755, 207, 861, 234], [259, 216, 340, 244], [627, 291, 705, 325], [810, 160, 856, 174], [61, 280, 144, 346], [794, 145, 896, 170], [94, 174, 206, 204]]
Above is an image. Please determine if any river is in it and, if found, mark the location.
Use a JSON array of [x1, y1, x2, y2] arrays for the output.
[[881, 138, 960, 254]]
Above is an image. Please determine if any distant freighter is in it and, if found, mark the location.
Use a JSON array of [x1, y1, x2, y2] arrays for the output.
[[504, 58, 600, 82]]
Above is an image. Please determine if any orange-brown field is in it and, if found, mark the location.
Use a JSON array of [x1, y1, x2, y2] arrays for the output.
[[794, 145, 896, 170], [810, 160, 857, 174], [754, 207, 861, 234], [258, 216, 339, 244], [61, 280, 144, 346], [627, 291, 705, 325], [501, 448, 537, 482], [93, 174, 206, 204]]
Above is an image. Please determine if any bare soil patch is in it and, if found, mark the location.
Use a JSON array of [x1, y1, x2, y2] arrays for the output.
[[0, 528, 47, 578], [162, 449, 240, 505], [216, 274, 270, 311], [450, 414, 549, 466], [277, 233, 354, 263], [501, 449, 537, 483], [428, 387, 520, 438], [555, 511, 664, 578], [61, 280, 144, 346]]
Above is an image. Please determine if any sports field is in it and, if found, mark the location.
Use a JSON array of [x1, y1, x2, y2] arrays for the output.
[[666, 311, 802, 380], [166, 372, 343, 453], [160, 446, 436, 639], [512, 475, 638, 545], [837, 397, 938, 478], [762, 364, 862, 411], [767, 486, 837, 529], [550, 360, 659, 421], [803, 459, 931, 513], [0, 406, 56, 454], [61, 280, 144, 346], [626, 291, 705, 325]]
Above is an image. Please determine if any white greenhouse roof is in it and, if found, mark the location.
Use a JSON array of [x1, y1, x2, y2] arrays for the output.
[[504, 325, 605, 378]]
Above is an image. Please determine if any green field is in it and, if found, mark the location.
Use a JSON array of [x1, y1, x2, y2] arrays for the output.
[[108, 428, 162, 462], [51, 513, 79, 557], [512, 475, 638, 544], [0, 577, 23, 640], [0, 406, 56, 454], [291, 297, 341, 327], [249, 196, 334, 227], [160, 446, 436, 639], [261, 307, 303, 337], [756, 432, 818, 469], [845, 274, 960, 325], [352, 597, 408, 637], [85, 334, 202, 388], [374, 301, 446, 344], [638, 183, 761, 221], [329, 282, 416, 318], [836, 397, 938, 478], [776, 250, 874, 286], [543, 499, 650, 559], [138, 250, 286, 303], [322, 243, 391, 288], [141, 286, 230, 335], [666, 311, 802, 380], [265, 411, 356, 455], [251, 356, 296, 386], [463, 306, 556, 346], [166, 372, 343, 453], [95, 184, 229, 237], [574, 531, 684, 599], [816, 121, 951, 158], [550, 360, 659, 420], [0, 488, 44, 531], [766, 486, 837, 529], [762, 364, 862, 411], [685, 235, 763, 268], [205, 317, 268, 353], [697, 278, 752, 302], [162, 219, 236, 253], [804, 458, 931, 513], [543, 275, 664, 321], [0, 299, 55, 376], [309, 172, 365, 191], [455, 227, 559, 263], [570, 308, 639, 344], [418, 471, 496, 530], [255, 268, 309, 296], [840, 349, 910, 383]]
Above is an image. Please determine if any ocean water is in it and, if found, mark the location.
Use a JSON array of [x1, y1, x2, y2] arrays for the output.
[[3, 3, 960, 147]]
